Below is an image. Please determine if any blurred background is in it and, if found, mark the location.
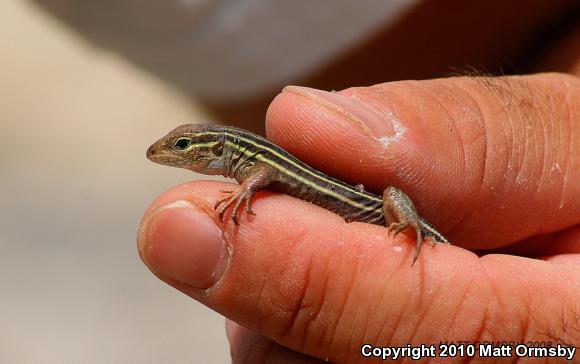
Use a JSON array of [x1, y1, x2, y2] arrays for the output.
[[1, 0, 578, 363], [0, 1, 227, 363]]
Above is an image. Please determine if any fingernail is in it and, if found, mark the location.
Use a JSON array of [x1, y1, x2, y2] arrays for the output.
[[142, 200, 229, 289], [283, 85, 395, 138]]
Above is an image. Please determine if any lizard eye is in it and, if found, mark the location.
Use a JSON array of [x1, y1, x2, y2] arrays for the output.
[[173, 138, 192, 151]]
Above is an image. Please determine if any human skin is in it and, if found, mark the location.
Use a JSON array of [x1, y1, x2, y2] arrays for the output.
[[138, 72, 580, 363]]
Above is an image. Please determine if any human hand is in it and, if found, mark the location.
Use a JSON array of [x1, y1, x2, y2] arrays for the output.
[[138, 73, 579, 363]]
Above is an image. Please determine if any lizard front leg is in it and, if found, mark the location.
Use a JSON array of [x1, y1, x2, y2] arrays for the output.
[[215, 164, 279, 225]]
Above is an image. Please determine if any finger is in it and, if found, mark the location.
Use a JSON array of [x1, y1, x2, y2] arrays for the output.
[[266, 73, 580, 249], [137, 182, 580, 362], [226, 320, 323, 363]]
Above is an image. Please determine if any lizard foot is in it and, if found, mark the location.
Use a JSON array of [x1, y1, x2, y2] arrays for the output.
[[215, 188, 255, 225]]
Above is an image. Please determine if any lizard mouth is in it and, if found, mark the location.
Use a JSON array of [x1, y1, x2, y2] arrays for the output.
[[146, 145, 178, 164]]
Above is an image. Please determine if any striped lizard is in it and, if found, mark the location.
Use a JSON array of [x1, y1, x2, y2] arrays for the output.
[[147, 124, 449, 263]]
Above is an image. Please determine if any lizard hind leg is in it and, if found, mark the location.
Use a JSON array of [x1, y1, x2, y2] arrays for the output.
[[382, 186, 424, 265]]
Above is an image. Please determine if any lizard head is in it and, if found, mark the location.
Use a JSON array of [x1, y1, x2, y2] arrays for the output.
[[147, 124, 227, 175]]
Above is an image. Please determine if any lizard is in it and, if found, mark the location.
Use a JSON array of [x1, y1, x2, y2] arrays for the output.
[[147, 124, 450, 263]]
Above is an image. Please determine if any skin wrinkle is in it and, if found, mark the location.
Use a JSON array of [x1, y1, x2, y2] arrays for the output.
[[445, 81, 478, 195], [450, 80, 488, 201], [270, 231, 314, 345], [564, 304, 580, 346], [340, 250, 368, 362], [302, 241, 351, 357], [347, 252, 384, 362], [523, 98, 543, 232], [385, 82, 451, 194], [394, 265, 425, 342], [406, 287, 432, 347], [283, 228, 350, 359], [425, 82, 465, 170], [385, 286, 406, 345], [533, 273, 578, 346], [415, 81, 478, 235], [487, 79, 540, 233], [508, 81, 540, 189], [532, 93, 546, 199], [287, 250, 317, 352], [383, 302, 405, 349], [419, 269, 458, 344], [536, 99, 553, 233], [556, 87, 570, 213], [250, 235, 278, 335], [563, 109, 576, 214], [436, 273, 471, 343], [510, 265, 533, 342], [538, 94, 560, 198], [518, 82, 561, 233], [326, 241, 360, 361], [354, 285, 374, 362], [369, 259, 401, 346], [559, 79, 577, 214], [388, 149, 423, 186], [502, 105, 517, 216], [515, 108, 530, 188], [527, 309, 554, 346], [395, 265, 437, 345], [343, 304, 357, 363], [486, 259, 543, 342], [477, 259, 506, 343], [520, 310, 534, 351], [550, 307, 577, 347], [307, 247, 332, 354], [455, 276, 490, 345], [567, 306, 580, 346]]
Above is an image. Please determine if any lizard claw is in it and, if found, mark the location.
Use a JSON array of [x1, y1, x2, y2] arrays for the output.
[[387, 221, 423, 266], [245, 195, 255, 215], [214, 188, 256, 224], [387, 222, 408, 238], [215, 192, 238, 222]]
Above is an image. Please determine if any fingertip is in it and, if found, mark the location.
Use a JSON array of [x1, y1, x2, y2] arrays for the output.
[[137, 185, 230, 290]]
